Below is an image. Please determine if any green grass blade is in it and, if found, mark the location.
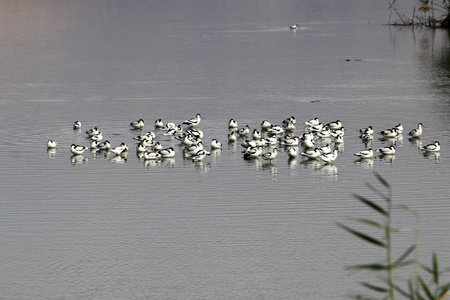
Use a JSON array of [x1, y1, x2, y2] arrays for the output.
[[365, 182, 391, 202], [394, 259, 416, 269], [374, 171, 391, 188], [393, 282, 411, 297], [438, 282, 450, 299], [352, 194, 388, 216], [348, 294, 379, 300], [346, 263, 388, 271], [418, 276, 434, 300], [336, 223, 386, 247], [421, 264, 434, 275], [408, 278, 416, 300], [360, 282, 389, 293], [394, 244, 416, 267], [346, 217, 384, 228], [433, 252, 439, 285]]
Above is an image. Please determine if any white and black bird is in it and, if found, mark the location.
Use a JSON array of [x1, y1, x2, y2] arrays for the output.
[[70, 144, 88, 155], [300, 148, 321, 159], [378, 128, 398, 138], [143, 151, 161, 160], [326, 120, 343, 131], [90, 132, 103, 141], [267, 125, 284, 136], [421, 141, 440, 152], [395, 123, 404, 134], [252, 129, 262, 140], [280, 135, 300, 146], [183, 114, 202, 127], [47, 140, 57, 149], [261, 120, 272, 130], [228, 119, 238, 129], [376, 145, 396, 155], [237, 125, 251, 137], [408, 123, 424, 138], [319, 149, 338, 164], [73, 120, 81, 129], [90, 140, 100, 149], [211, 139, 222, 150], [154, 119, 164, 129], [319, 144, 332, 155], [192, 149, 209, 162], [159, 147, 176, 158], [97, 140, 111, 150], [111, 143, 128, 156], [243, 146, 263, 159], [130, 119, 145, 129], [304, 117, 320, 127], [359, 126, 374, 136], [86, 127, 100, 137], [228, 131, 238, 142], [287, 147, 298, 158], [354, 148, 374, 159], [262, 148, 278, 163]]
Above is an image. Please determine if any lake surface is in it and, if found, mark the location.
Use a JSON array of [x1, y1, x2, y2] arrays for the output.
[[1, 0, 450, 299]]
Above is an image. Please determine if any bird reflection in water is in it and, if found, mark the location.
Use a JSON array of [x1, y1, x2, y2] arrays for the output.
[[262, 162, 278, 180], [422, 151, 440, 163], [47, 148, 57, 159], [320, 163, 338, 177], [70, 154, 88, 165], [354, 158, 374, 170]]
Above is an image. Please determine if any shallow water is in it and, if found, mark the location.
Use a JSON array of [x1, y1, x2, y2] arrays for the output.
[[1, 1, 450, 299]]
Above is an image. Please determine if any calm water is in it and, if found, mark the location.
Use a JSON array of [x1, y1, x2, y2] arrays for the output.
[[1, 1, 450, 299]]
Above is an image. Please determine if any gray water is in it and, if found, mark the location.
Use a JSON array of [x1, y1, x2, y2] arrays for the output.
[[1, 1, 450, 299]]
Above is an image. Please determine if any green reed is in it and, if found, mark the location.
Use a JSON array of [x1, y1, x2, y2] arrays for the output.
[[337, 172, 450, 299]]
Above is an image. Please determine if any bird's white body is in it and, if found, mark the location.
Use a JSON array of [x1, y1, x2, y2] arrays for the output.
[[183, 114, 202, 127], [287, 147, 298, 158], [304, 118, 320, 127], [228, 131, 237, 142], [97, 141, 111, 150], [159, 147, 176, 158], [143, 151, 161, 160], [377, 145, 396, 155], [90, 140, 99, 149], [319, 144, 332, 154], [243, 146, 263, 159], [408, 123, 423, 138], [378, 128, 398, 138], [130, 119, 145, 129], [421, 141, 440, 152], [262, 148, 278, 162], [73, 120, 81, 129], [70, 144, 87, 155], [300, 148, 321, 159], [86, 127, 99, 137], [326, 120, 343, 131], [261, 120, 272, 130], [47, 140, 57, 149], [90, 132, 103, 141], [192, 150, 209, 161], [280, 136, 300, 146], [319, 149, 338, 163], [228, 119, 238, 129], [154, 119, 164, 129], [354, 148, 374, 159], [302, 137, 315, 149], [211, 139, 222, 149], [111, 145, 127, 156]]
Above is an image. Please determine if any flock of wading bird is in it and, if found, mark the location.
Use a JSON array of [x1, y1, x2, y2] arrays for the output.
[[46, 114, 440, 166]]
